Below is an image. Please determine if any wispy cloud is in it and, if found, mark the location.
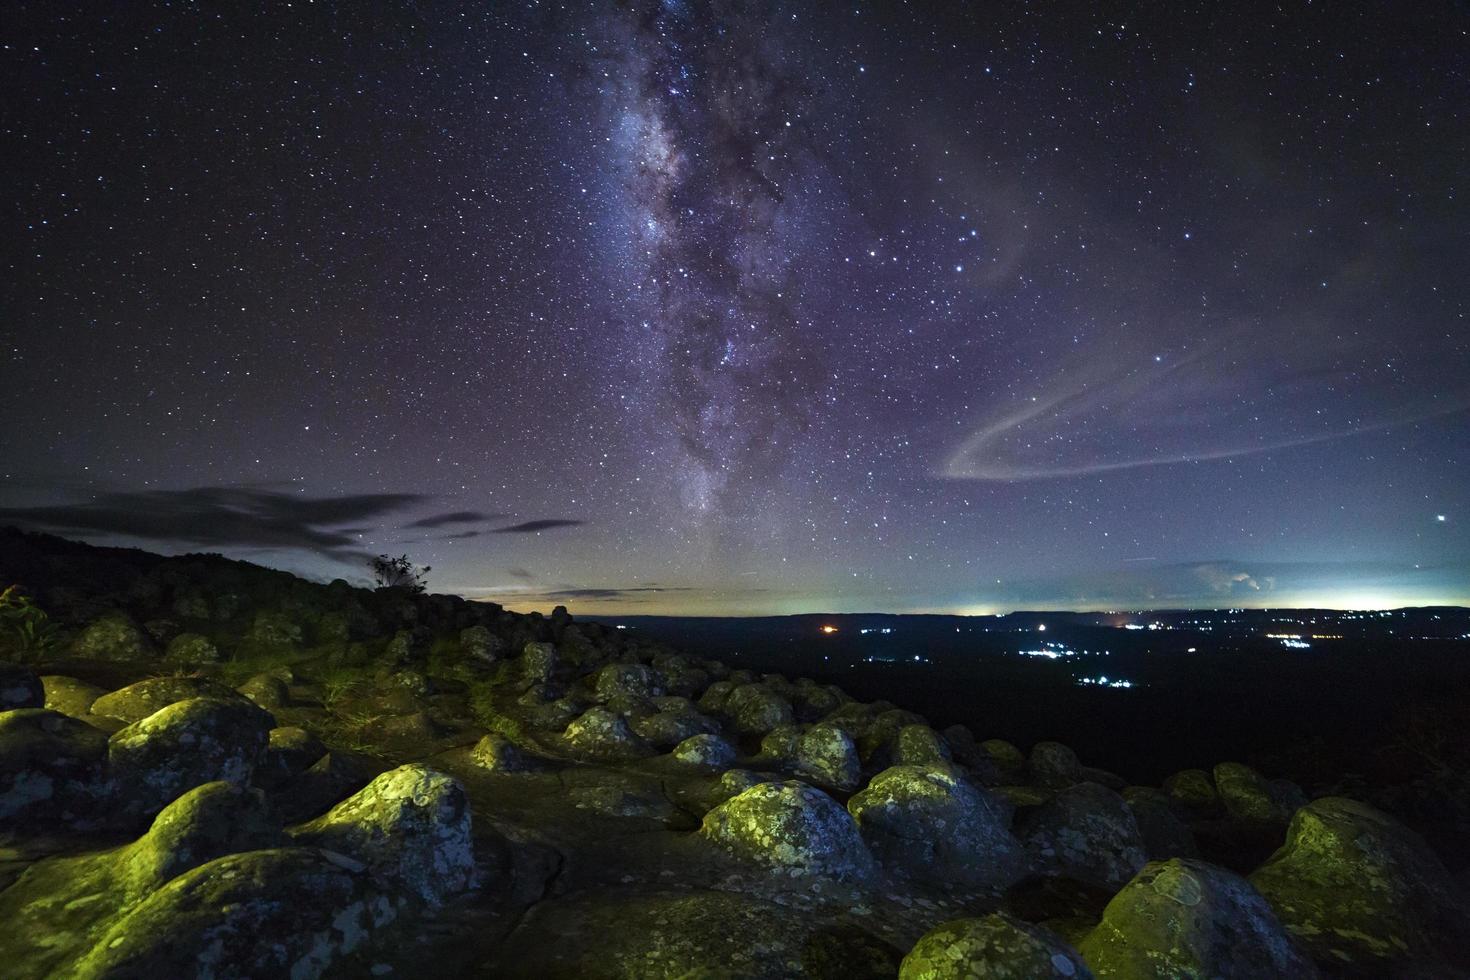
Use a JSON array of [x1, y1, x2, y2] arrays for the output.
[[493, 519, 585, 533]]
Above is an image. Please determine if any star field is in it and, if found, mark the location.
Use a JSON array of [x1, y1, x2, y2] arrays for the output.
[[3, 1, 1467, 613]]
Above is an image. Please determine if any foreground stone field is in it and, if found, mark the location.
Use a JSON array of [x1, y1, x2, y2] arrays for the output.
[[1, 528, 1467, 977]]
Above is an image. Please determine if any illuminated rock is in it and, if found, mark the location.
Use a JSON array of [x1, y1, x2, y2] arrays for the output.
[[1030, 740, 1083, 789], [1122, 786, 1198, 860], [118, 780, 281, 899], [671, 732, 737, 768], [900, 914, 1091, 979], [796, 723, 862, 791], [91, 675, 247, 724], [699, 780, 874, 881], [1021, 782, 1147, 890]]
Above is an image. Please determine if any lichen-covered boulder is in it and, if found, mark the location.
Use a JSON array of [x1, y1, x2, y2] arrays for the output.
[[471, 732, 537, 772], [520, 641, 558, 684], [459, 624, 504, 666], [696, 679, 737, 715], [595, 662, 663, 700], [118, 781, 282, 899], [1213, 761, 1296, 826], [0, 708, 108, 829], [900, 913, 1091, 979], [40, 674, 108, 719], [1163, 768, 1219, 816], [1079, 858, 1317, 978], [873, 723, 954, 770], [108, 697, 275, 817], [633, 709, 720, 749], [563, 706, 654, 761], [757, 723, 803, 765], [91, 676, 245, 724], [290, 764, 475, 906], [163, 632, 220, 666], [74, 848, 399, 980], [246, 610, 303, 649], [795, 723, 862, 791], [981, 738, 1028, 783], [70, 612, 155, 661], [848, 765, 1028, 890], [236, 672, 290, 709], [1123, 786, 1198, 860], [1021, 782, 1148, 890], [723, 683, 796, 737], [262, 726, 327, 778], [1249, 796, 1470, 973], [0, 662, 44, 710], [699, 780, 875, 882], [1030, 740, 1083, 789], [671, 732, 737, 769]]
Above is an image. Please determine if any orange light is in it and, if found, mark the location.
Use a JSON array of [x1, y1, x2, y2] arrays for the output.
[[820, 625, 839, 634]]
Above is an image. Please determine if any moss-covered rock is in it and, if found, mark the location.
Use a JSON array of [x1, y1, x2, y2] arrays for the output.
[[458, 624, 504, 667], [520, 640, 558, 684], [1030, 740, 1083, 789], [899, 913, 1091, 979], [0, 662, 44, 711], [246, 610, 303, 649], [795, 723, 862, 791], [1123, 786, 1198, 861], [470, 732, 537, 772], [91, 676, 245, 724], [0, 707, 108, 830], [563, 706, 654, 761], [595, 662, 664, 700], [1079, 858, 1316, 978], [236, 672, 290, 709], [723, 682, 796, 737], [1213, 761, 1296, 826], [74, 847, 399, 980], [290, 764, 476, 906], [981, 738, 1028, 783], [671, 732, 737, 768], [848, 765, 1028, 890], [757, 723, 804, 765], [107, 696, 275, 817], [699, 780, 875, 882], [1022, 782, 1148, 890], [118, 780, 282, 899], [261, 725, 326, 779], [1162, 768, 1219, 816], [70, 612, 155, 661], [1249, 796, 1470, 973], [163, 632, 220, 666], [632, 708, 720, 749], [40, 674, 108, 719]]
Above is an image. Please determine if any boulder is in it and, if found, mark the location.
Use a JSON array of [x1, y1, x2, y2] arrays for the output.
[[74, 848, 399, 980], [848, 765, 1028, 890], [1123, 786, 1198, 860], [0, 707, 108, 829], [795, 723, 862, 791], [1021, 782, 1148, 890], [1213, 762, 1296, 826], [879, 724, 953, 768], [236, 672, 290, 709], [1079, 858, 1317, 978], [1030, 741, 1083, 789], [118, 780, 282, 899], [520, 641, 558, 684], [70, 612, 155, 661], [1163, 768, 1219, 816], [723, 683, 796, 737], [290, 764, 476, 906], [671, 732, 737, 769], [108, 697, 275, 817], [633, 709, 720, 749], [246, 611, 302, 649], [261, 726, 327, 778], [1250, 796, 1470, 973], [595, 662, 663, 700], [163, 632, 220, 666], [563, 706, 654, 761], [696, 679, 737, 715], [459, 624, 504, 666], [980, 738, 1028, 783], [278, 751, 385, 824], [699, 780, 875, 882], [0, 662, 44, 710], [756, 723, 803, 765], [92, 676, 245, 724], [40, 674, 107, 719], [470, 732, 537, 772], [899, 913, 1092, 979]]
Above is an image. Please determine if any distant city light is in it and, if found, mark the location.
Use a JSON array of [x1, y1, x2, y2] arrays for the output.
[[1037, 623, 1046, 632], [820, 625, 839, 634], [1077, 675, 1135, 689]]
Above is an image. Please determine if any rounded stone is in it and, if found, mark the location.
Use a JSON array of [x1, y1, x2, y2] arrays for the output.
[[699, 780, 875, 882], [899, 913, 1092, 980]]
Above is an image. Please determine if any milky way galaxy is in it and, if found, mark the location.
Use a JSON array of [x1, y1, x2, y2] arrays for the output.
[[4, 1, 1467, 612]]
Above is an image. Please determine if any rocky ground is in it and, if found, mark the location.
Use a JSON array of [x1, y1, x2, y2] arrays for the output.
[[1, 527, 1467, 978]]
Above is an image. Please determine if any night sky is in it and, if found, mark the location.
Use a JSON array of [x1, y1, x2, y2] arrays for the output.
[[4, 2, 1467, 614]]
